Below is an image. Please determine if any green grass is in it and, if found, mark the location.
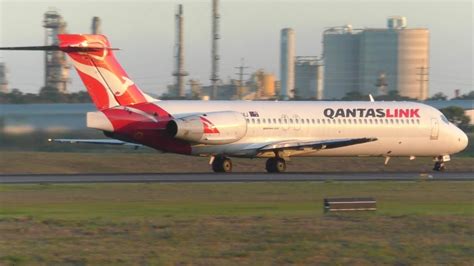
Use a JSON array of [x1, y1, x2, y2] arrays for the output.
[[0, 182, 473, 265], [1, 151, 473, 174]]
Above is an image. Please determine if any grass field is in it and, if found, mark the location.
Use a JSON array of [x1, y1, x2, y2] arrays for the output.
[[0, 181, 473, 265], [1, 151, 473, 174]]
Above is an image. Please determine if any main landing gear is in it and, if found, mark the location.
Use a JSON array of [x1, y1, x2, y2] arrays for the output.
[[265, 157, 287, 173], [210, 156, 288, 173], [211, 155, 232, 173]]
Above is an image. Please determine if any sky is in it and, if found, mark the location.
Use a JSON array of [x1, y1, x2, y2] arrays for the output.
[[0, 0, 472, 97]]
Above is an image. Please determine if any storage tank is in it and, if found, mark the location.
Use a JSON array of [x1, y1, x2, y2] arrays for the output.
[[323, 29, 360, 99], [262, 74, 275, 96], [397, 29, 429, 100]]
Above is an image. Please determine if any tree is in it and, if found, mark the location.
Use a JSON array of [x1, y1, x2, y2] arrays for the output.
[[38, 86, 66, 102], [428, 92, 448, 101], [440, 106, 470, 130], [453, 91, 474, 100], [341, 91, 367, 101], [375, 90, 415, 101]]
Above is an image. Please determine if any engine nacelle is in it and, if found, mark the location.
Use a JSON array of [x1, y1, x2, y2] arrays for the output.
[[166, 111, 247, 144]]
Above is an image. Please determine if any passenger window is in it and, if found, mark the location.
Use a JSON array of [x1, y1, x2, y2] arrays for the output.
[[252, 119, 255, 124], [322, 119, 326, 124], [257, 119, 261, 124], [284, 119, 288, 124], [273, 118, 277, 123], [289, 119, 293, 124], [364, 119, 368, 124]]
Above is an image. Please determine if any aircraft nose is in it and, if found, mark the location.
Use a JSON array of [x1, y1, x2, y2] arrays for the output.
[[455, 128, 468, 153]]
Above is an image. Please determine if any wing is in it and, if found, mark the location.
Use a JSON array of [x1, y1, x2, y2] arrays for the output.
[[48, 138, 142, 147], [256, 137, 377, 152]]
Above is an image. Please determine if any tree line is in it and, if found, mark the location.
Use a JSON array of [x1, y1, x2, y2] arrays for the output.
[[0, 86, 92, 104]]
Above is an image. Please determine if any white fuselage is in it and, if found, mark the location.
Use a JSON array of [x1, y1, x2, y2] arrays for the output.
[[156, 100, 468, 158]]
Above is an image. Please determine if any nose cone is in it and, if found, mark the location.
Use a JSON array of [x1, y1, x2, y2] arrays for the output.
[[454, 127, 468, 153]]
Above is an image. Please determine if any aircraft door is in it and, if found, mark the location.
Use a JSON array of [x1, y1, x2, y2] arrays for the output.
[[430, 118, 439, 140]]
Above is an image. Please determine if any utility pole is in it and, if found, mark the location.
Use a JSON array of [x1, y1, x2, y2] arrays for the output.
[[416, 65, 429, 100], [234, 58, 249, 100]]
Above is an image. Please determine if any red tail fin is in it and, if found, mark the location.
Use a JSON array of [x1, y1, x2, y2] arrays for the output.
[[58, 34, 148, 110]]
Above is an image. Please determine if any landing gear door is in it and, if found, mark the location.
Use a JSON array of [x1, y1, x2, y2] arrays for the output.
[[430, 118, 439, 140]]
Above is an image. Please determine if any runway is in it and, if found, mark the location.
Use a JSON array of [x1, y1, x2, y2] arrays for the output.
[[0, 172, 472, 184]]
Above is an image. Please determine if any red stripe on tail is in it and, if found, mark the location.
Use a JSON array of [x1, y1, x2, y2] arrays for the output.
[[58, 34, 147, 110]]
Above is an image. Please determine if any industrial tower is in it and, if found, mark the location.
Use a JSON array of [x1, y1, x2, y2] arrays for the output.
[[172, 4, 188, 98], [43, 10, 70, 93], [91, 16, 102, 34], [210, 0, 220, 99], [280, 28, 295, 100]]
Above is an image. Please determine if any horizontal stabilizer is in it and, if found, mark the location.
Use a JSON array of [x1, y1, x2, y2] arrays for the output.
[[0, 45, 119, 52]]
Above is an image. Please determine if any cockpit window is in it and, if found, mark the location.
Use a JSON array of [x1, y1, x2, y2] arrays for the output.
[[440, 114, 450, 125]]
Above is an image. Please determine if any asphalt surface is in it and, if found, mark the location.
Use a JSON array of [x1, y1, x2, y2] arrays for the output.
[[0, 172, 473, 184]]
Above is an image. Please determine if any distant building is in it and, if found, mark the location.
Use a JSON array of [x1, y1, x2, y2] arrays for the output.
[[323, 17, 429, 100], [280, 28, 295, 99], [295, 56, 323, 99], [0, 63, 8, 93]]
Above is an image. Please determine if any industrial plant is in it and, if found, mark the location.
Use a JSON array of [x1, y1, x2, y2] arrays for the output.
[[323, 17, 430, 100], [1, 4, 432, 101]]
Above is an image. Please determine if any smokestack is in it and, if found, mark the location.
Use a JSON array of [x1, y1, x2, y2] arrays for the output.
[[172, 4, 188, 98], [210, 0, 220, 99], [91, 16, 102, 34], [280, 28, 295, 100]]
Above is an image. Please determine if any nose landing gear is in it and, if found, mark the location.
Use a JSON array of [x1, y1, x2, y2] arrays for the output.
[[433, 155, 450, 172]]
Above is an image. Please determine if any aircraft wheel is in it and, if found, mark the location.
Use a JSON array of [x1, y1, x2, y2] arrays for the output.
[[212, 156, 232, 173], [266, 158, 286, 173], [433, 161, 446, 172]]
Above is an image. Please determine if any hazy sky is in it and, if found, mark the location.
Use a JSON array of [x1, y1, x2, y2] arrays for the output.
[[1, 0, 472, 97]]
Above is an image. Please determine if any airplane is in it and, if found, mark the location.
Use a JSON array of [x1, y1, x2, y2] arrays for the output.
[[0, 34, 468, 172]]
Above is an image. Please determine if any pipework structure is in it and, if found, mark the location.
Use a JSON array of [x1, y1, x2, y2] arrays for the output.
[[91, 16, 102, 34], [172, 4, 188, 98], [210, 0, 220, 100], [43, 10, 70, 93]]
